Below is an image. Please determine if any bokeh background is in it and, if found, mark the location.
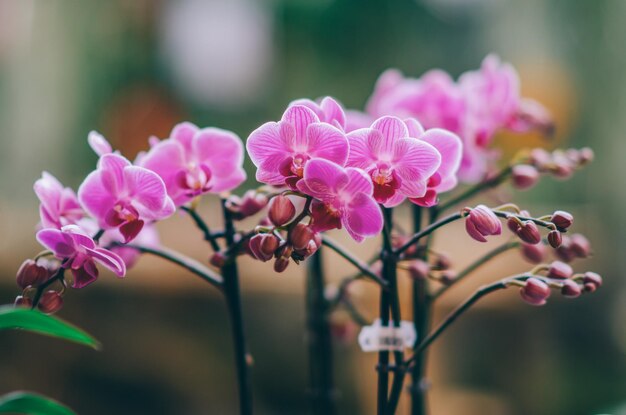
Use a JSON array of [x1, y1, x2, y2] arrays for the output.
[[0, 0, 624, 414]]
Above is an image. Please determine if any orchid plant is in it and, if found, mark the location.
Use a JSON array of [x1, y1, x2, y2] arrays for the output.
[[8, 55, 600, 415]]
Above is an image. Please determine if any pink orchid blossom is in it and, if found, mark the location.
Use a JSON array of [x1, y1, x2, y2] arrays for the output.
[[78, 154, 175, 243], [139, 122, 247, 206], [100, 224, 159, 269], [36, 225, 126, 288], [296, 158, 382, 242], [246, 104, 349, 189], [34, 172, 85, 229], [346, 116, 441, 207]]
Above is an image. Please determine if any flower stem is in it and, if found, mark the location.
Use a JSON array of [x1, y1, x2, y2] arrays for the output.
[[306, 249, 336, 414], [181, 206, 221, 252], [321, 236, 388, 288], [221, 200, 253, 415], [394, 213, 463, 257]]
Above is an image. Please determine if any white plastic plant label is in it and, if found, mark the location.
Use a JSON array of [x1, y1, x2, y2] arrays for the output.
[[358, 319, 417, 352]]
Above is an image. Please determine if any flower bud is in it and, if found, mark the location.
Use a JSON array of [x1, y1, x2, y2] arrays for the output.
[[511, 165, 540, 190], [583, 282, 597, 293], [550, 211, 574, 229], [561, 279, 582, 298], [551, 155, 574, 179], [529, 148, 552, 170], [239, 191, 268, 218], [440, 270, 457, 285], [289, 223, 314, 251], [16, 259, 50, 289], [435, 253, 451, 270], [554, 235, 575, 262], [520, 278, 551, 306], [547, 230, 562, 248], [521, 243, 546, 264], [465, 205, 501, 242], [582, 271, 602, 288], [209, 251, 226, 268], [38, 291, 63, 314], [569, 234, 591, 258], [547, 261, 573, 279], [578, 147, 594, 164], [273, 257, 290, 273], [268, 195, 296, 227], [507, 217, 521, 233], [294, 239, 321, 260], [392, 234, 418, 258], [515, 221, 542, 245], [408, 260, 430, 280], [14, 295, 32, 308], [247, 235, 274, 262], [260, 234, 280, 257]]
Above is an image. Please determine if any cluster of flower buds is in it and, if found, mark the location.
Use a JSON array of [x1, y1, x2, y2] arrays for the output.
[[244, 195, 322, 273], [14, 258, 64, 314], [463, 205, 502, 242], [225, 190, 268, 220], [524, 147, 594, 181], [520, 231, 591, 264], [406, 253, 455, 285], [517, 261, 602, 306]]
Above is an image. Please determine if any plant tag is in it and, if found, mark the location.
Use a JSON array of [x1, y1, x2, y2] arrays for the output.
[[358, 319, 416, 352]]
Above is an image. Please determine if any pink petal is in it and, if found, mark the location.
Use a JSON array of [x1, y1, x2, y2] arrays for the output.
[[88, 131, 113, 156], [123, 166, 171, 219], [397, 177, 428, 200], [404, 118, 425, 137], [193, 127, 245, 172], [297, 158, 347, 202], [97, 154, 131, 196], [281, 105, 319, 145], [393, 138, 441, 181], [246, 122, 292, 169], [320, 97, 346, 130], [210, 168, 247, 193], [419, 128, 462, 191], [382, 192, 407, 208], [170, 122, 199, 157], [343, 168, 374, 196], [86, 247, 126, 277], [139, 139, 187, 199], [346, 128, 378, 169], [71, 264, 99, 289], [343, 193, 383, 242], [36, 229, 76, 257], [77, 172, 116, 228], [64, 226, 96, 250], [306, 123, 349, 166], [371, 116, 409, 151]]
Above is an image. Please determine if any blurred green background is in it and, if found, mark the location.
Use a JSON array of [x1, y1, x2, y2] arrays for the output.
[[0, 0, 624, 414]]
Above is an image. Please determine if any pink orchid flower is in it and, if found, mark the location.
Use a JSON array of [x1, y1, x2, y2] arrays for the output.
[[36, 225, 126, 288], [246, 104, 349, 189], [296, 158, 382, 242], [346, 116, 441, 207], [34, 172, 85, 229], [78, 153, 175, 243], [100, 224, 159, 269], [139, 122, 247, 206]]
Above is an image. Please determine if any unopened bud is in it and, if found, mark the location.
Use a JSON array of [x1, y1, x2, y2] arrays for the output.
[[520, 278, 551, 306], [516, 221, 542, 245], [554, 236, 575, 262], [511, 165, 540, 190], [14, 295, 32, 308], [578, 147, 594, 164], [507, 217, 521, 233], [569, 234, 591, 258], [547, 261, 573, 279], [440, 270, 457, 285], [274, 257, 290, 273], [529, 148, 552, 170], [268, 195, 296, 227], [239, 191, 268, 218], [248, 235, 274, 262], [38, 291, 63, 314], [465, 205, 502, 243], [547, 230, 562, 248], [16, 259, 50, 289], [582, 271, 602, 288], [289, 223, 314, 251], [435, 253, 451, 270], [550, 211, 574, 229], [408, 260, 430, 280], [521, 243, 546, 264], [551, 155, 574, 179], [209, 251, 227, 268], [260, 234, 280, 257], [561, 279, 582, 298]]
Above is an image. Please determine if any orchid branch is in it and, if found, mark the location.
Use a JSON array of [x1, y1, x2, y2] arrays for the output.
[[181, 206, 221, 252], [321, 236, 387, 288], [394, 213, 464, 256]]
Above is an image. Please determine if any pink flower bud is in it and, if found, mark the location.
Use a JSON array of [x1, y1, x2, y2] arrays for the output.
[[260, 234, 280, 258], [16, 259, 50, 289], [569, 234, 591, 258], [392, 234, 418, 258], [289, 223, 314, 251], [268, 195, 296, 227], [209, 251, 227, 268], [582, 271, 602, 288], [583, 283, 597, 293], [507, 217, 521, 233], [14, 295, 33, 308], [547, 230, 562, 248], [551, 155, 574, 179], [440, 270, 457, 285], [529, 148, 552, 170], [554, 235, 575, 262], [515, 221, 542, 245], [435, 253, 451, 270], [511, 165, 540, 190], [520, 278, 551, 306], [547, 261, 573, 279], [465, 205, 501, 242], [38, 291, 63, 314], [248, 235, 274, 262], [550, 211, 574, 229], [561, 279, 582, 298], [521, 243, 546, 264], [408, 260, 430, 280], [228, 191, 268, 220], [578, 147, 594, 164], [274, 257, 290, 273], [294, 239, 321, 260]]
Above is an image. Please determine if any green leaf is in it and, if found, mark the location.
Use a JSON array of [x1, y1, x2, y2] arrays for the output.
[[0, 305, 100, 350], [0, 392, 76, 415]]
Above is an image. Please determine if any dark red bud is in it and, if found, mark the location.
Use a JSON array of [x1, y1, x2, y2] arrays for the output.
[[273, 257, 290, 273], [550, 211, 574, 229], [520, 278, 551, 306], [521, 243, 546, 264], [561, 279, 582, 298], [209, 251, 227, 268], [569, 234, 591, 258], [554, 235, 575, 262], [435, 253, 451, 270], [547, 230, 562, 248], [289, 223, 314, 251], [38, 291, 63, 314], [408, 260, 430, 280], [507, 217, 521, 233], [547, 261, 573, 279], [516, 221, 542, 245], [583, 283, 597, 293], [260, 234, 280, 257], [268, 195, 296, 227], [582, 271, 602, 288], [14, 295, 33, 308], [275, 244, 293, 260], [16, 259, 49, 289], [511, 164, 540, 190], [440, 270, 457, 285], [239, 191, 268, 218], [248, 235, 272, 262]]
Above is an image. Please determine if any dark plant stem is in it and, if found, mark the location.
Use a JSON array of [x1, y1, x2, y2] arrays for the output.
[[306, 249, 336, 415], [221, 200, 253, 415], [437, 167, 512, 213], [321, 236, 388, 287], [181, 206, 221, 251], [395, 213, 463, 256]]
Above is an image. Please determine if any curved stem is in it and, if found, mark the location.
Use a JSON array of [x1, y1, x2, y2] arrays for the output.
[[122, 243, 223, 289], [181, 206, 221, 252], [432, 241, 520, 300], [321, 236, 388, 288], [395, 213, 463, 257], [437, 167, 512, 213]]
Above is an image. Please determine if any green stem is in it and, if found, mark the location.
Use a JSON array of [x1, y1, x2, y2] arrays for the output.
[[306, 249, 336, 414]]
